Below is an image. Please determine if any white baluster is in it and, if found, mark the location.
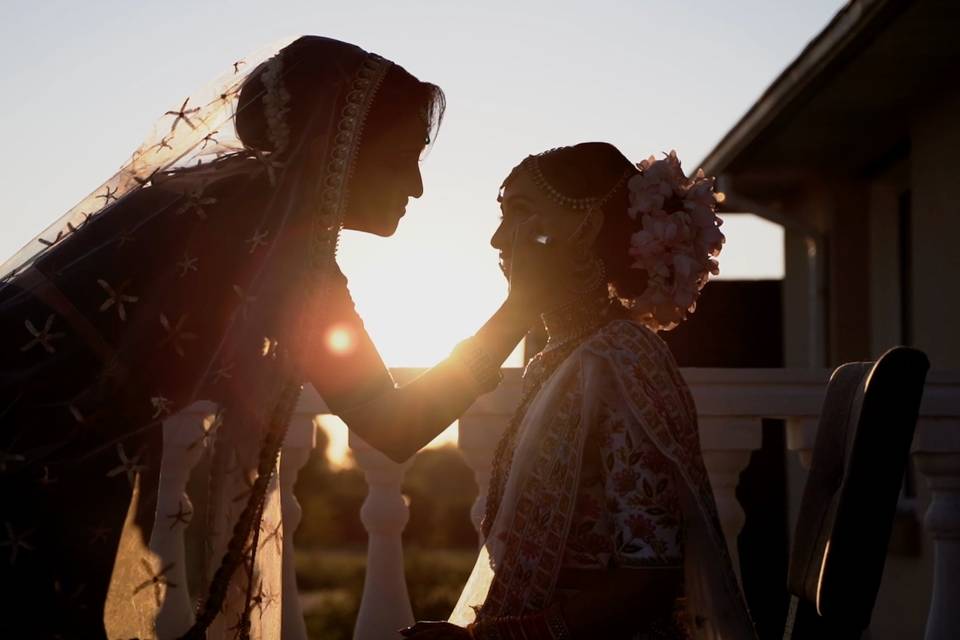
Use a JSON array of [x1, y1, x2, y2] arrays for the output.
[[150, 403, 216, 639], [698, 417, 762, 582], [457, 369, 523, 545], [786, 416, 818, 471], [205, 424, 282, 639], [350, 431, 414, 640], [785, 416, 818, 538], [279, 415, 317, 640], [458, 415, 508, 545], [914, 418, 960, 640]]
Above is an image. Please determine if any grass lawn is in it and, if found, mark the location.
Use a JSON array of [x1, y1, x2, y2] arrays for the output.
[[296, 547, 476, 640]]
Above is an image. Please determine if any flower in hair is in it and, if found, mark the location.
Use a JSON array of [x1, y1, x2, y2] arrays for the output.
[[624, 150, 725, 331], [260, 56, 292, 154]]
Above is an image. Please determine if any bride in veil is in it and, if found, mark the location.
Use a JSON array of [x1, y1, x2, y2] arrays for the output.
[[0, 36, 559, 639]]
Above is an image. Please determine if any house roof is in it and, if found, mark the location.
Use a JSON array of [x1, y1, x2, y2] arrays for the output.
[[699, 0, 957, 182]]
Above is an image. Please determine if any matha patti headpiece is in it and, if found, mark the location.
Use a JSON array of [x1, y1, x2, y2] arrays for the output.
[[523, 152, 631, 213]]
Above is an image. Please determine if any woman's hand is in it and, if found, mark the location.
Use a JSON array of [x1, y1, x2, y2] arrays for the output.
[[504, 215, 575, 319], [400, 621, 471, 640]]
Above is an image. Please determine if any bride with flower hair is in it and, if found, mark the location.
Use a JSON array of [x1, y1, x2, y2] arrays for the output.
[[405, 143, 755, 639]]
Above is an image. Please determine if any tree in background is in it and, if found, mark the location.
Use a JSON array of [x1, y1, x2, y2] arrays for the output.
[[294, 428, 479, 550]]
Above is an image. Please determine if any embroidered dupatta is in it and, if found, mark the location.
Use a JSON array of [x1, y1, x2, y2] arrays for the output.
[[450, 319, 756, 639]]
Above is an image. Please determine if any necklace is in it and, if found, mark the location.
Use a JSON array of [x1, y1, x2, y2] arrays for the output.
[[541, 286, 621, 348], [481, 291, 626, 538]]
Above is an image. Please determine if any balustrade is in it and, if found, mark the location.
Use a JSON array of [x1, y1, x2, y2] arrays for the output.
[[146, 369, 959, 639]]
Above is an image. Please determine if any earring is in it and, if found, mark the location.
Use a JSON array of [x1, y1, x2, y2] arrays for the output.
[[567, 247, 606, 295], [566, 208, 606, 295]]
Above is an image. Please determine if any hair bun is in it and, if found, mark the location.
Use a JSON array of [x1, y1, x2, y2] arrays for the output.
[[622, 150, 725, 331]]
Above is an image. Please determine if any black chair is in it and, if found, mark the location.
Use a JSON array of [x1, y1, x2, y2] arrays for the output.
[[783, 346, 929, 639]]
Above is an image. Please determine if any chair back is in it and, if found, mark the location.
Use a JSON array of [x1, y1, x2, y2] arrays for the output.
[[785, 346, 929, 637]]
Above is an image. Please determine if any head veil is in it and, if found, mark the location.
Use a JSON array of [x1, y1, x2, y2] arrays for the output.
[[0, 36, 395, 638]]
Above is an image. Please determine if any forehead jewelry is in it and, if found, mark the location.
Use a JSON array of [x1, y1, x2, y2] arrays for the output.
[[525, 153, 631, 213]]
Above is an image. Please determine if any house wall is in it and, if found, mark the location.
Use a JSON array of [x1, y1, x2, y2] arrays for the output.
[[781, 190, 830, 368], [781, 92, 960, 640], [779, 179, 874, 369], [862, 93, 960, 638], [726, 77, 960, 640], [775, 126, 955, 639], [909, 89, 960, 369], [868, 180, 904, 357], [783, 229, 823, 367]]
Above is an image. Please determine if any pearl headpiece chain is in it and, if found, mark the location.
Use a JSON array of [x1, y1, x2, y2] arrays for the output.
[[524, 152, 632, 213]]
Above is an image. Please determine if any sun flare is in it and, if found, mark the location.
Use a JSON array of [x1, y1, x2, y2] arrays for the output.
[[325, 324, 358, 356]]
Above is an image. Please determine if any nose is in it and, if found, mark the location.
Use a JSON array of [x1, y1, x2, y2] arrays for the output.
[[491, 220, 511, 251], [409, 165, 424, 199]]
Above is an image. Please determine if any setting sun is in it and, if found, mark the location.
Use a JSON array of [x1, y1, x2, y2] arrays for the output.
[[325, 323, 358, 356]]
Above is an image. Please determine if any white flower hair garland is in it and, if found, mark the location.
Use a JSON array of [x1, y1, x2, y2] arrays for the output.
[[260, 55, 292, 154], [624, 150, 725, 331]]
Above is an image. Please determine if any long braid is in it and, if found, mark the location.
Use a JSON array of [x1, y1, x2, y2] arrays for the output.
[[234, 482, 268, 640], [177, 380, 301, 640]]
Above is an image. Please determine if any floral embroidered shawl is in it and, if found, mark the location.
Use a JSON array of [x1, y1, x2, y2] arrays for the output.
[[450, 319, 756, 639]]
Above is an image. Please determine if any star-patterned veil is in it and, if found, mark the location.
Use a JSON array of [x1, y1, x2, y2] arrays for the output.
[[0, 36, 404, 638]]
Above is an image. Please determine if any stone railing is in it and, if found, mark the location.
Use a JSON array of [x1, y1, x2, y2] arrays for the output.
[[149, 368, 960, 640]]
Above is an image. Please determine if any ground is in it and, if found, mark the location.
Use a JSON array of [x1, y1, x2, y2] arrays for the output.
[[296, 547, 476, 640]]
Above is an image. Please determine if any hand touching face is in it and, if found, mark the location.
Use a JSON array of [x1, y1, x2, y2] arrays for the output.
[[491, 167, 605, 314], [491, 168, 601, 279]]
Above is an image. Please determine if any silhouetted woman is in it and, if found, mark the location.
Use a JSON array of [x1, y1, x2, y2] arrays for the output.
[[0, 36, 554, 638]]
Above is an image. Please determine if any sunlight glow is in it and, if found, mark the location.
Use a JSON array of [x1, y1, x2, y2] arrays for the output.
[[325, 323, 358, 356], [319, 414, 460, 469]]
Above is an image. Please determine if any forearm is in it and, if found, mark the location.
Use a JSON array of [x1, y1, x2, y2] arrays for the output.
[[339, 358, 482, 462], [337, 297, 534, 462], [470, 296, 535, 369]]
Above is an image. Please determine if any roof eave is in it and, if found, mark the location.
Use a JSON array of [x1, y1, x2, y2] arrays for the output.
[[699, 0, 910, 177]]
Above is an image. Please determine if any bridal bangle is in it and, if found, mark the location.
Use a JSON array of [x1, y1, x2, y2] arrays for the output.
[[465, 605, 570, 640], [451, 338, 503, 394]]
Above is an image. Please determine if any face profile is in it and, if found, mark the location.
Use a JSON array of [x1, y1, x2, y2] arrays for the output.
[[492, 167, 602, 281], [343, 109, 428, 237]]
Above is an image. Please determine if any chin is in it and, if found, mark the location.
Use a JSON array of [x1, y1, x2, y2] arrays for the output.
[[347, 207, 404, 237], [370, 216, 402, 237]]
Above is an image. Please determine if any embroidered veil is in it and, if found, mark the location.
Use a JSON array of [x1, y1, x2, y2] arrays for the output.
[[0, 36, 411, 639]]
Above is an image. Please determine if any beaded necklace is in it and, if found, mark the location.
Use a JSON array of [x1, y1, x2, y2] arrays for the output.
[[481, 292, 626, 538]]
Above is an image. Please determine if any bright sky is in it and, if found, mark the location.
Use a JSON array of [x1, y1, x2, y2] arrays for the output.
[[0, 0, 839, 463]]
